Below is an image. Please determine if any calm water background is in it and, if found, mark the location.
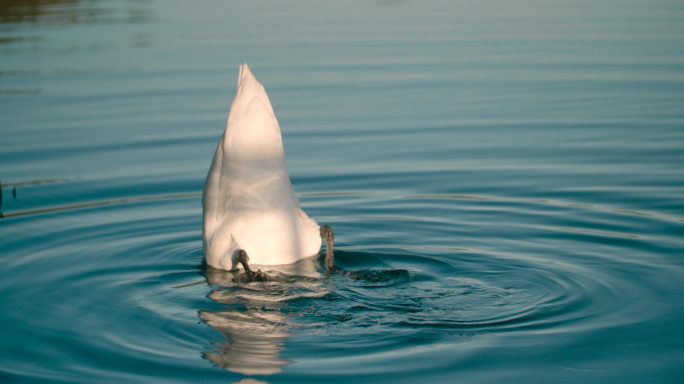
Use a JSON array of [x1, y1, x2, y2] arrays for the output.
[[1, 0, 684, 382]]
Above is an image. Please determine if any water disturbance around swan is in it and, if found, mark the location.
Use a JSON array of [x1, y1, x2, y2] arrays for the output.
[[1, 0, 684, 382]]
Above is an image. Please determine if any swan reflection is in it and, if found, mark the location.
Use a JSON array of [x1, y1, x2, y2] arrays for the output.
[[200, 256, 326, 376], [200, 310, 289, 375]]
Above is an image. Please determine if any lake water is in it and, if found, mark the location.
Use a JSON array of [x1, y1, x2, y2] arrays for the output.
[[1, 0, 684, 382]]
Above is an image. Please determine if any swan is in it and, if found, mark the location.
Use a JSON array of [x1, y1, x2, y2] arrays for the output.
[[203, 63, 334, 278]]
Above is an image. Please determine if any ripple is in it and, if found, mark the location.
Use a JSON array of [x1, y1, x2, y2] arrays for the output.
[[2, 178, 681, 379], [1, 178, 682, 384], [2, 0, 684, 381], [0, 189, 199, 219]]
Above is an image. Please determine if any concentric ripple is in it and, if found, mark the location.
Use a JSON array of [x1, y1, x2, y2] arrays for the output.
[[2, 179, 681, 383], [3, 1, 684, 382]]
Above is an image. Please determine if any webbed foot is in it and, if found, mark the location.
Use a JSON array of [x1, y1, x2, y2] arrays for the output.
[[236, 249, 270, 282], [320, 225, 336, 275]]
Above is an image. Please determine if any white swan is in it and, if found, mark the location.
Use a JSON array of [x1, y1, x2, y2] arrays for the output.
[[203, 64, 334, 276]]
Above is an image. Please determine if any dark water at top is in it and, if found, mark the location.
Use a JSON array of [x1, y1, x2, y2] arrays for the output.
[[1, 0, 684, 382]]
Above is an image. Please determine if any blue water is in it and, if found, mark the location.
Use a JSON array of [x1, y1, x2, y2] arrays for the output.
[[2, 0, 684, 382]]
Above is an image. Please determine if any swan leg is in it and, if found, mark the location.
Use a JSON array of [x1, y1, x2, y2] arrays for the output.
[[237, 249, 252, 280], [320, 225, 336, 275], [236, 249, 270, 282], [236, 249, 252, 274]]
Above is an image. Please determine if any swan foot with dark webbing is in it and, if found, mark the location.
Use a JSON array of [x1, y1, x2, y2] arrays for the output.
[[235, 224, 336, 282]]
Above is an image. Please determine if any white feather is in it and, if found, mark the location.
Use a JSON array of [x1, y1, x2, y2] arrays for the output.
[[203, 64, 321, 270]]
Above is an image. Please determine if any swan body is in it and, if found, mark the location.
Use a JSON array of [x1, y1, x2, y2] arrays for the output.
[[203, 64, 322, 271]]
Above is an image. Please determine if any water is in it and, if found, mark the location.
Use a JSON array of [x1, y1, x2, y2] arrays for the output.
[[1, 0, 684, 382]]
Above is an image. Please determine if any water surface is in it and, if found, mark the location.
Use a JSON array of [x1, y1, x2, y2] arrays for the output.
[[1, 0, 684, 383]]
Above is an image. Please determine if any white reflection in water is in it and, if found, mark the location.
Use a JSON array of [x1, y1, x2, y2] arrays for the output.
[[201, 256, 326, 376], [200, 310, 290, 376]]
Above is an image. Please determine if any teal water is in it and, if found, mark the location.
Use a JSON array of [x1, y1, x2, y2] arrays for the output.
[[2, 0, 684, 382]]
